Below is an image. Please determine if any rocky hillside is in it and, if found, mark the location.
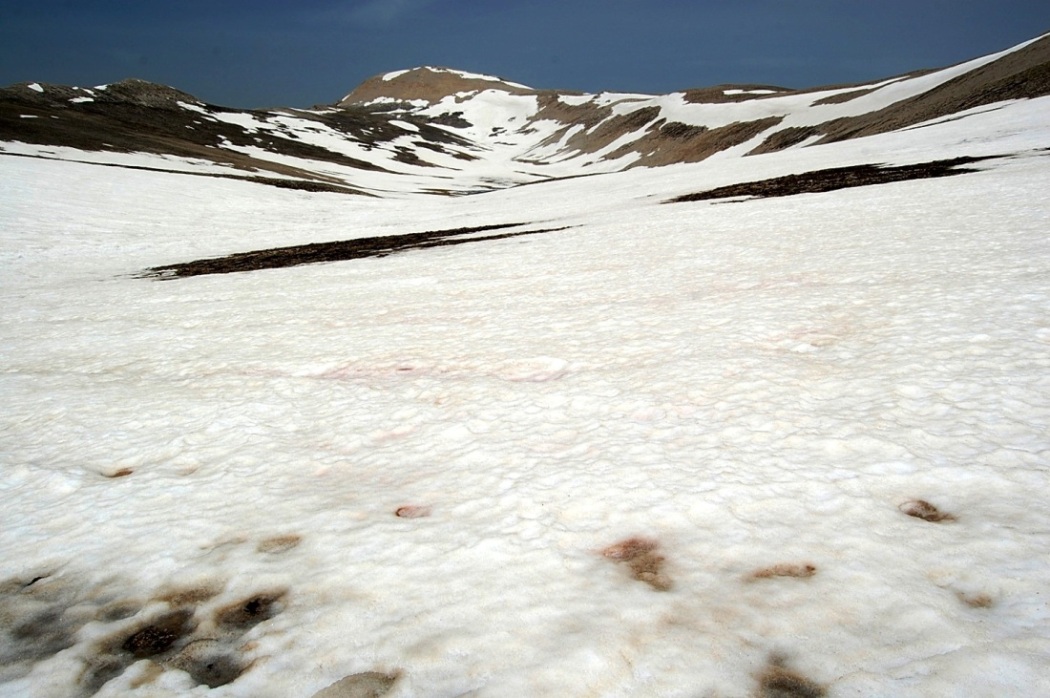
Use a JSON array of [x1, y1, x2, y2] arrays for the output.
[[2, 33, 1048, 196]]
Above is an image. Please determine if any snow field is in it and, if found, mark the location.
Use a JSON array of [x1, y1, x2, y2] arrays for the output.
[[2, 98, 1050, 697]]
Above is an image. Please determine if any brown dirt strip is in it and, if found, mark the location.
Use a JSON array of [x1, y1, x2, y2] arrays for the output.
[[0, 150, 367, 195], [665, 156, 997, 203], [139, 223, 569, 279]]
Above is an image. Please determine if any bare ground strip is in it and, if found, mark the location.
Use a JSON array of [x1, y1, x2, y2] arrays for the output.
[[665, 156, 996, 203], [139, 223, 569, 279]]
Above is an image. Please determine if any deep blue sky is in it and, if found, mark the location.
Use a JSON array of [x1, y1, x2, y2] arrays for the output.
[[2, 1, 1049, 108]]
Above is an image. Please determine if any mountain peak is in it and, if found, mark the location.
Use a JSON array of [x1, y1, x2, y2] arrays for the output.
[[339, 66, 535, 106]]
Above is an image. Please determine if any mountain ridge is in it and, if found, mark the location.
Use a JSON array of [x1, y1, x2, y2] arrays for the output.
[[2, 32, 1048, 196]]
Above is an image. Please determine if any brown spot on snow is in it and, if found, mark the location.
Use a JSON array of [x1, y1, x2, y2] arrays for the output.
[[395, 505, 431, 519], [214, 590, 286, 630], [899, 499, 956, 522], [747, 563, 817, 581], [257, 534, 302, 554], [157, 583, 222, 606], [956, 590, 994, 608], [758, 655, 827, 698], [601, 537, 672, 591], [120, 609, 195, 658], [311, 670, 401, 698]]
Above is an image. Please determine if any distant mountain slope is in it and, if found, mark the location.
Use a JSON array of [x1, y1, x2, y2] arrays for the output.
[[2, 33, 1048, 196], [340, 66, 535, 105]]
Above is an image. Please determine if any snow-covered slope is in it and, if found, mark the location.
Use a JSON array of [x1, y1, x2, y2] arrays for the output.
[[2, 36, 1050, 698], [3, 33, 1049, 196]]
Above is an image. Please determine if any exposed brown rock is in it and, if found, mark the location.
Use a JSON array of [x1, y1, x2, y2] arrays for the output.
[[747, 126, 823, 155], [623, 116, 784, 167], [340, 66, 534, 106]]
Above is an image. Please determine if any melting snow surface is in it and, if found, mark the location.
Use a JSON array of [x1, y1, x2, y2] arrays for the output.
[[723, 89, 779, 95], [1, 93, 1049, 698], [380, 66, 529, 90], [381, 68, 412, 81], [26, 83, 43, 93], [177, 101, 209, 114], [556, 94, 593, 107]]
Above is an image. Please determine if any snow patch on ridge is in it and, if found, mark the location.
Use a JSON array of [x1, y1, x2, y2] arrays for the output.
[[380, 66, 533, 90], [178, 101, 209, 114], [381, 68, 412, 81], [724, 88, 779, 95]]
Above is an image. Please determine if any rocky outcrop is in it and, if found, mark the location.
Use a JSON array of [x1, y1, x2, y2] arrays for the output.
[[339, 67, 534, 106]]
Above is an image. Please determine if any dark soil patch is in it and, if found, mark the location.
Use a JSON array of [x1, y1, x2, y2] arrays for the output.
[[214, 590, 286, 630], [244, 176, 362, 194], [1, 569, 290, 694], [0, 574, 102, 681], [6, 605, 84, 666], [121, 609, 196, 658], [139, 223, 569, 279], [666, 156, 995, 203], [170, 640, 250, 688]]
